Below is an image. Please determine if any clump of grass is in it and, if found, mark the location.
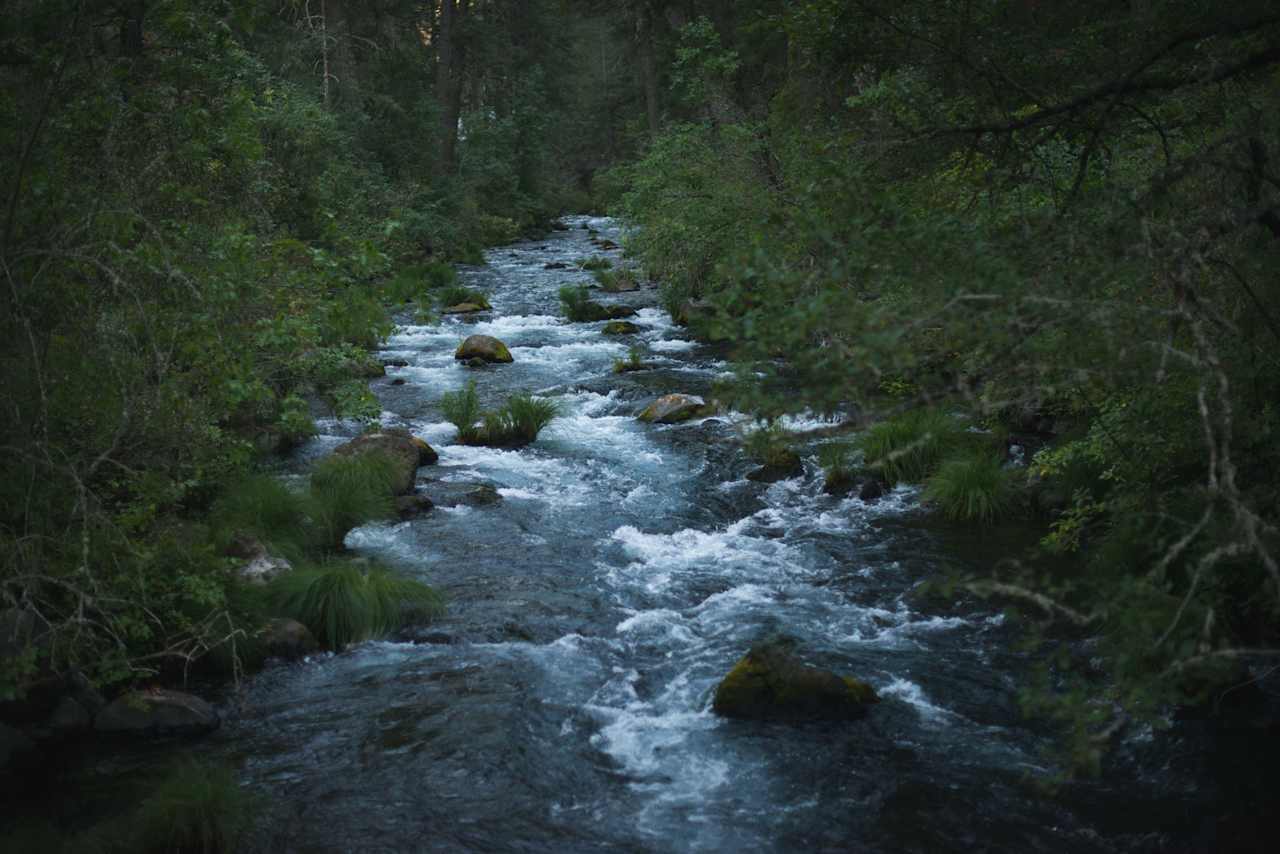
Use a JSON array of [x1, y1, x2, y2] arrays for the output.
[[497, 393, 562, 444], [269, 561, 443, 649], [306, 452, 398, 551], [743, 423, 797, 467], [577, 256, 612, 271], [440, 380, 483, 442], [924, 452, 1016, 523], [439, 382, 560, 447], [129, 760, 253, 854], [436, 284, 491, 309], [593, 267, 638, 293], [210, 475, 310, 560], [612, 346, 648, 374], [860, 409, 964, 484], [818, 441, 859, 491], [559, 284, 600, 322]]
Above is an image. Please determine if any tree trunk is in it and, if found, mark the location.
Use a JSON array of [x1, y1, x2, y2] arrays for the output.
[[636, 3, 660, 137], [120, 1, 145, 57], [436, 0, 467, 175]]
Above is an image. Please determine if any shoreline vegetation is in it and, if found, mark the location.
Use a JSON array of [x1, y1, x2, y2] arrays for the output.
[[3, 1, 1279, 850]]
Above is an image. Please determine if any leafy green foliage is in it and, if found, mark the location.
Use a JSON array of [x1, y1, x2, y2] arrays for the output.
[[269, 562, 443, 649], [924, 453, 1017, 523]]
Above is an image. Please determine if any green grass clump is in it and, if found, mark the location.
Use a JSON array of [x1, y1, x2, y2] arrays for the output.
[[612, 346, 648, 374], [210, 475, 310, 559], [439, 382, 560, 447], [269, 562, 443, 648], [130, 761, 253, 854], [436, 284, 491, 309], [307, 452, 398, 551], [559, 284, 601, 322], [496, 393, 562, 444], [818, 441, 859, 490], [924, 452, 1016, 523], [592, 267, 638, 293], [860, 409, 964, 485], [440, 380, 483, 442], [578, 256, 612, 271], [743, 423, 796, 467]]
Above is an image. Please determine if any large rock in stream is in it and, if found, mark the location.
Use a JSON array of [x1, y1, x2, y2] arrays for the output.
[[95, 689, 220, 737], [332, 428, 438, 495], [638, 394, 712, 425], [712, 641, 879, 722], [454, 334, 513, 364]]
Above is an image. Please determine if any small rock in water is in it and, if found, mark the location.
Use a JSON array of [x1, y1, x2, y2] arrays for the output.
[[858, 479, 885, 503], [382, 358, 410, 368], [441, 302, 489, 315], [602, 321, 641, 335], [333, 429, 438, 495], [543, 261, 569, 270], [638, 393, 711, 425], [390, 378, 407, 386], [418, 480, 502, 508], [394, 492, 435, 520], [746, 451, 804, 483], [259, 618, 318, 661]]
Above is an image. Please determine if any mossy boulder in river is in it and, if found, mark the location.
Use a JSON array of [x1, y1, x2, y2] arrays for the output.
[[602, 320, 641, 335], [712, 641, 879, 722], [638, 394, 712, 424], [333, 429, 438, 495], [441, 302, 490, 315], [454, 334, 513, 364]]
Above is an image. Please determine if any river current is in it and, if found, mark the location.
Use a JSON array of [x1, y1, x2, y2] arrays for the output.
[[84, 217, 1228, 852]]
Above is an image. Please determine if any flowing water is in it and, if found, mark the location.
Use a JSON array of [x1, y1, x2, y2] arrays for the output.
[[62, 218, 1232, 851]]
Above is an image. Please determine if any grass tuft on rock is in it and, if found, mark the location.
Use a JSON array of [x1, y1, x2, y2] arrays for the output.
[[438, 382, 561, 447], [306, 452, 399, 551], [269, 561, 443, 649], [924, 452, 1016, 523], [436, 284, 491, 309], [818, 441, 859, 491], [744, 423, 796, 468], [558, 284, 598, 321], [860, 409, 964, 485], [577, 256, 612, 271]]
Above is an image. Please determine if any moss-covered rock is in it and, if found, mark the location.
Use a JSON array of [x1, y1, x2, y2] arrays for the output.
[[454, 334, 513, 364], [638, 394, 712, 424], [95, 689, 220, 736], [602, 321, 641, 335], [712, 642, 878, 722]]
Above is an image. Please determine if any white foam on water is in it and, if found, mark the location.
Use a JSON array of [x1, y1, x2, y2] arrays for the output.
[[509, 340, 628, 367], [647, 338, 699, 353], [616, 609, 698, 645], [880, 678, 954, 723]]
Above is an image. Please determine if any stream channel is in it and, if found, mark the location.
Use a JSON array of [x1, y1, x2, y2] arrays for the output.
[[74, 217, 1234, 852]]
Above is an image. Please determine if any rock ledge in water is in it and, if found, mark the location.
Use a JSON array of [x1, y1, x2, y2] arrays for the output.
[[95, 689, 220, 736], [712, 641, 878, 722]]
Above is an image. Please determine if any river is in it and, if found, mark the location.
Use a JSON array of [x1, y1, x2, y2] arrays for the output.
[[83, 217, 1228, 852]]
